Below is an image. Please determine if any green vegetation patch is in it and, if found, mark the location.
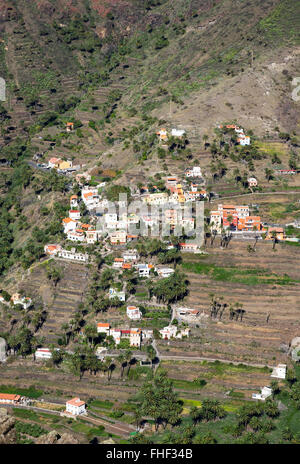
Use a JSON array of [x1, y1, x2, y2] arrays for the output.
[[0, 385, 43, 398], [182, 261, 297, 286], [89, 399, 114, 410]]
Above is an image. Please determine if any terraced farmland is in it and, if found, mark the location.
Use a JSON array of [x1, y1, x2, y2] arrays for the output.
[[156, 240, 300, 366]]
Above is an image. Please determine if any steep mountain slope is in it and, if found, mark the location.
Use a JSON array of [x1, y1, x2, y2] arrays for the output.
[[0, 0, 299, 150]]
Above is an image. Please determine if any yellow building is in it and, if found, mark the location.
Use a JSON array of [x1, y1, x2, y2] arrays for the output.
[[59, 160, 72, 170]]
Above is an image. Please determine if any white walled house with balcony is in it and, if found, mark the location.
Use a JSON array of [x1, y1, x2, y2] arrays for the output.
[[65, 398, 86, 416], [126, 306, 142, 320], [62, 217, 78, 233], [67, 230, 85, 242]]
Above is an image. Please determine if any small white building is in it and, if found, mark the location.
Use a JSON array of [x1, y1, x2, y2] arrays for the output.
[[97, 323, 111, 336], [271, 364, 286, 380], [137, 264, 154, 278], [69, 210, 81, 220], [70, 195, 79, 208], [155, 267, 175, 278], [238, 135, 251, 146], [186, 166, 202, 178], [0, 394, 21, 404], [159, 325, 190, 340], [126, 306, 142, 321], [248, 177, 258, 187], [44, 244, 62, 256], [252, 386, 272, 401], [65, 398, 86, 416], [58, 249, 89, 263]]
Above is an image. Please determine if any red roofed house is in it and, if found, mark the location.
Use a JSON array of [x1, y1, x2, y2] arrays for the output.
[[62, 217, 77, 233], [97, 323, 111, 336], [69, 210, 81, 220], [44, 244, 62, 256], [0, 393, 20, 404], [65, 398, 86, 416]]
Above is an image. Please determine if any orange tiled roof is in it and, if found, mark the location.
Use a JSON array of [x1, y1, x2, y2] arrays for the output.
[[66, 397, 85, 407], [0, 393, 20, 401]]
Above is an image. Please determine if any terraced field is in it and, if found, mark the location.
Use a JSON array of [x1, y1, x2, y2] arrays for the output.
[[23, 261, 89, 344], [156, 240, 300, 366]]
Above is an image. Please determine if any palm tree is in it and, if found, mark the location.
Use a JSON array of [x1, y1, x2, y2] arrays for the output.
[[117, 354, 126, 378], [125, 349, 133, 376]]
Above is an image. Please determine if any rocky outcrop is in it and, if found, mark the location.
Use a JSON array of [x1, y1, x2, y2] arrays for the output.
[[0, 414, 17, 444], [36, 430, 79, 444]]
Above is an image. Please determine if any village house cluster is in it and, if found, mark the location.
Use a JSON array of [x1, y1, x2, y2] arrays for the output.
[[210, 204, 264, 233], [218, 124, 251, 146], [0, 293, 32, 310], [97, 323, 152, 348]]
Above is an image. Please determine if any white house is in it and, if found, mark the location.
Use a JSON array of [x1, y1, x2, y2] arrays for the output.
[[126, 306, 142, 321], [58, 249, 88, 263], [65, 398, 86, 416], [69, 210, 81, 220], [252, 386, 272, 401], [97, 323, 111, 336], [130, 328, 142, 348], [86, 230, 99, 244], [44, 244, 62, 256], [136, 264, 154, 278], [186, 166, 202, 178], [159, 325, 178, 340], [159, 325, 190, 340], [67, 231, 85, 242], [142, 193, 168, 206], [70, 195, 79, 208], [248, 177, 258, 188], [62, 217, 78, 233], [109, 230, 127, 245], [11, 293, 32, 310], [155, 267, 175, 278], [271, 364, 286, 380], [238, 135, 251, 146]]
